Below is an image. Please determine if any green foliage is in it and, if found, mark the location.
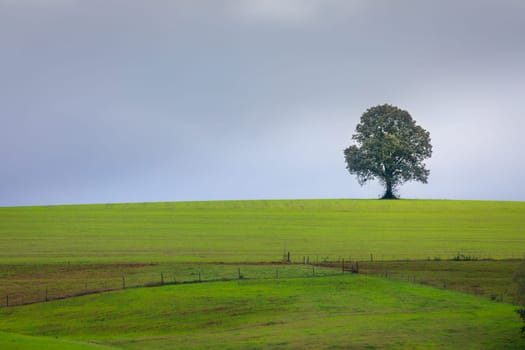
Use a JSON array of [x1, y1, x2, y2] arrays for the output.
[[516, 309, 525, 333], [452, 252, 479, 261], [344, 104, 432, 198]]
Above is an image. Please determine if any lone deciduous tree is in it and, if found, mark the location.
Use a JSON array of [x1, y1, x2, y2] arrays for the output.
[[344, 104, 432, 199]]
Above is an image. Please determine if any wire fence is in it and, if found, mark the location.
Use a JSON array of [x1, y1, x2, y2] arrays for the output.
[[1, 261, 350, 308], [2, 253, 521, 308]]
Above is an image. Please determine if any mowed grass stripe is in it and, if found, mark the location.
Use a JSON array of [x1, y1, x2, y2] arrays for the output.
[[1, 199, 524, 262], [0, 275, 523, 349]]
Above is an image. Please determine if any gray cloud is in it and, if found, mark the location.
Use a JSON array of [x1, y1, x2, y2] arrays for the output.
[[1, 0, 524, 205]]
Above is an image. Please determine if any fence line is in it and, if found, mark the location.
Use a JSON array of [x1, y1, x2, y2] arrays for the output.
[[3, 253, 521, 308], [2, 261, 356, 308]]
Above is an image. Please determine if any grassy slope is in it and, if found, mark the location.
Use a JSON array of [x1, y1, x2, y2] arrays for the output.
[[1, 199, 524, 263], [1, 200, 525, 349], [0, 332, 117, 350], [359, 260, 521, 303], [1, 275, 523, 350]]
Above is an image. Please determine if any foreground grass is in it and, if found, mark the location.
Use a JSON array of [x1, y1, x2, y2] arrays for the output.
[[0, 332, 117, 350], [1, 275, 523, 349], [1, 199, 524, 263]]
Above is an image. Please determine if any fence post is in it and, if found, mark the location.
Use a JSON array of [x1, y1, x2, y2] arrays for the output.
[[238, 268, 241, 279], [122, 276, 126, 289], [370, 253, 373, 262], [198, 271, 201, 282], [6, 295, 8, 307], [312, 266, 315, 277], [45, 288, 48, 302], [342, 259, 345, 273], [161, 272, 164, 285], [287, 251, 291, 263]]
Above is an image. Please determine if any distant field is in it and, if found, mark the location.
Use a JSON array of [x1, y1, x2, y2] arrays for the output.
[[1, 199, 524, 263], [1, 275, 523, 349]]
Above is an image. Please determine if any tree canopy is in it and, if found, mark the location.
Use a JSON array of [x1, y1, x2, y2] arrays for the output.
[[344, 104, 432, 199]]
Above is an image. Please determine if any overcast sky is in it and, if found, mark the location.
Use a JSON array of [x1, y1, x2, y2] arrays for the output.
[[1, 0, 524, 206]]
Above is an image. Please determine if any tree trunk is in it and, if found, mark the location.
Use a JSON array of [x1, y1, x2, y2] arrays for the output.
[[382, 180, 397, 199]]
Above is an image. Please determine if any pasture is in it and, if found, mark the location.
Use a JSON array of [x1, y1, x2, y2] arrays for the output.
[[1, 275, 524, 349], [1, 199, 525, 349], [1, 199, 524, 263]]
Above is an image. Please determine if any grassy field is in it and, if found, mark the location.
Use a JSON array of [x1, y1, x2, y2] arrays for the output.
[[0, 332, 116, 350], [0, 262, 338, 307], [1, 275, 523, 349], [1, 260, 523, 307], [1, 199, 525, 349], [357, 260, 522, 303], [1, 199, 524, 263]]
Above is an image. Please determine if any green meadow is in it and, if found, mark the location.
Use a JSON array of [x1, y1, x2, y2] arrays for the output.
[[0, 332, 115, 350], [1, 275, 524, 349], [1, 199, 524, 263], [1, 199, 525, 349]]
